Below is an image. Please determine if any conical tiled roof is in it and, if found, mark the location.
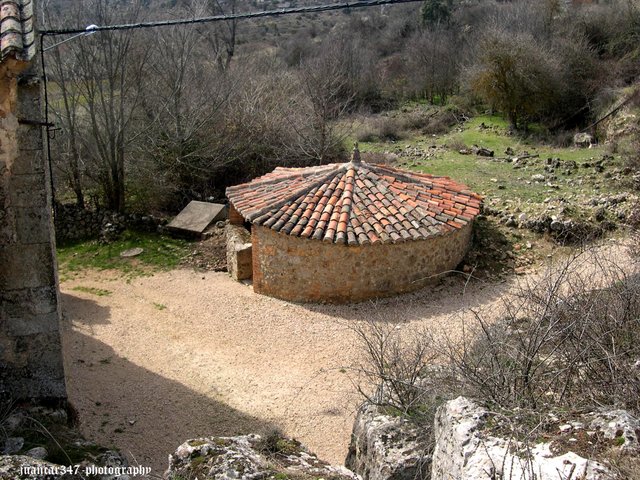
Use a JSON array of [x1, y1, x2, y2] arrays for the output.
[[226, 161, 482, 246]]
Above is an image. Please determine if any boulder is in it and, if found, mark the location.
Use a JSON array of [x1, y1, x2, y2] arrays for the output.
[[345, 403, 431, 480], [431, 397, 615, 480], [165, 434, 360, 480], [0, 453, 130, 480], [574, 132, 594, 148], [587, 410, 640, 452]]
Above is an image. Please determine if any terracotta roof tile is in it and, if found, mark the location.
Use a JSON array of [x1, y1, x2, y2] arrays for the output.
[[1, 0, 34, 64], [226, 161, 483, 245]]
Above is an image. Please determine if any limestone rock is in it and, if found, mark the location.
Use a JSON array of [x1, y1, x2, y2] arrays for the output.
[[345, 403, 431, 480], [24, 448, 47, 460], [0, 454, 130, 480], [431, 397, 615, 480], [165, 434, 360, 480], [587, 410, 640, 451], [574, 132, 594, 148], [531, 174, 546, 182]]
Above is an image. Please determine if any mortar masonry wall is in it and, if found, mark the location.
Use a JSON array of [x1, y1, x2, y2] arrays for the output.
[[251, 222, 473, 303], [0, 62, 66, 400], [226, 223, 253, 281]]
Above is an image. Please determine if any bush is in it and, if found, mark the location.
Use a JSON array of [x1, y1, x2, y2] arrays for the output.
[[466, 30, 564, 130], [353, 247, 640, 415], [355, 117, 405, 143]]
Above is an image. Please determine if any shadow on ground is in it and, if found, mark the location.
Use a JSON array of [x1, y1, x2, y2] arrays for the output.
[[60, 293, 111, 326], [298, 271, 513, 323], [61, 295, 278, 478]]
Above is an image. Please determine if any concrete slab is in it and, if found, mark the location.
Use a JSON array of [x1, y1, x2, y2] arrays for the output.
[[167, 201, 227, 235]]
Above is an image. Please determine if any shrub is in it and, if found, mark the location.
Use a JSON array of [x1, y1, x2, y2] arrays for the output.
[[443, 250, 640, 412], [355, 117, 405, 143], [353, 247, 640, 415]]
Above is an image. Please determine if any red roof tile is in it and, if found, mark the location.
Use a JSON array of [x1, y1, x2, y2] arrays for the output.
[[1, 0, 34, 63], [226, 161, 483, 245]]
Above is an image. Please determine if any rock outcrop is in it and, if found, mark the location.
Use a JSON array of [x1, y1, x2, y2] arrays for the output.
[[345, 403, 432, 480], [0, 452, 131, 480], [431, 397, 615, 480], [165, 434, 360, 480], [0, 404, 132, 480]]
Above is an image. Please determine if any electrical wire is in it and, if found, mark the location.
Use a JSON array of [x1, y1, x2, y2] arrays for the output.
[[39, 0, 422, 37], [39, 0, 422, 211]]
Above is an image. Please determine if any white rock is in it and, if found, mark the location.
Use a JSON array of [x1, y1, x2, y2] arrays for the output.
[[25, 447, 47, 460], [588, 410, 640, 451], [345, 403, 430, 480], [431, 397, 616, 480]]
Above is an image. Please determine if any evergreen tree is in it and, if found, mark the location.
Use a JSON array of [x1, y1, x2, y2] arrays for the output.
[[421, 0, 452, 27]]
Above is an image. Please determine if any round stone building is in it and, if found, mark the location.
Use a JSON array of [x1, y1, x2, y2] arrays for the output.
[[225, 151, 482, 303]]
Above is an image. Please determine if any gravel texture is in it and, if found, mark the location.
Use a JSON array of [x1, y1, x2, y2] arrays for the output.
[[60, 268, 512, 477]]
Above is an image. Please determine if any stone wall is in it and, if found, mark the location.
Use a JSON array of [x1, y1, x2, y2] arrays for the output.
[[251, 222, 473, 303], [54, 203, 163, 244], [226, 224, 252, 281], [0, 62, 66, 400], [228, 204, 245, 226]]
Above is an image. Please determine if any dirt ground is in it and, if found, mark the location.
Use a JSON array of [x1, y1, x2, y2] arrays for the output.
[[59, 267, 514, 477], [59, 242, 632, 478]]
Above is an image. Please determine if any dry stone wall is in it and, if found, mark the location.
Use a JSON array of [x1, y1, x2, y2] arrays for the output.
[[54, 203, 163, 244], [251, 222, 473, 303]]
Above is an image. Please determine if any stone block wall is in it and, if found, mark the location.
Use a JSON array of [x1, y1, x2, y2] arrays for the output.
[[54, 203, 163, 244], [251, 222, 473, 303], [0, 63, 66, 400], [226, 224, 252, 281], [228, 204, 245, 226]]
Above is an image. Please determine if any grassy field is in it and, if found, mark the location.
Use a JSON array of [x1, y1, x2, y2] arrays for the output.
[[57, 230, 191, 280], [57, 110, 635, 279], [357, 113, 628, 214]]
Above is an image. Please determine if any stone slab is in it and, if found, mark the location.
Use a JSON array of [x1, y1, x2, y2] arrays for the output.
[[167, 201, 227, 235]]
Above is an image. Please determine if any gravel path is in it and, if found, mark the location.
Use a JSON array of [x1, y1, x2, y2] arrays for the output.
[[59, 267, 514, 477]]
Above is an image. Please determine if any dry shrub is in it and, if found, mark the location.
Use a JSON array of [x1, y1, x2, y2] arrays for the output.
[[447, 250, 640, 412], [360, 151, 397, 165], [353, 247, 640, 416], [355, 117, 405, 143], [421, 110, 460, 135], [447, 136, 466, 152], [622, 137, 640, 172], [349, 319, 440, 414]]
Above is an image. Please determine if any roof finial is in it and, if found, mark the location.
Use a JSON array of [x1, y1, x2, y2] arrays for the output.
[[351, 142, 361, 164]]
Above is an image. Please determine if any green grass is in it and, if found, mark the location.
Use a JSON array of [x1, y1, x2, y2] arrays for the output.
[[71, 286, 112, 297], [153, 302, 167, 310], [358, 113, 625, 207], [57, 230, 191, 279]]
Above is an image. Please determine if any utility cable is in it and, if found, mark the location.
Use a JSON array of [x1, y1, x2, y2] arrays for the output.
[[39, 0, 422, 36]]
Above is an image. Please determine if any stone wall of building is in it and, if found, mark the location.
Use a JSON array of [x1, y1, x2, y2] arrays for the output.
[[226, 224, 252, 281], [0, 63, 66, 400], [251, 222, 473, 303], [228, 204, 245, 226]]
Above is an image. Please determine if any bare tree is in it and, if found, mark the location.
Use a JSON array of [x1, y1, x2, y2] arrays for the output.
[[197, 0, 240, 71], [135, 2, 238, 204], [66, 0, 147, 212], [407, 26, 459, 104], [284, 46, 353, 164]]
